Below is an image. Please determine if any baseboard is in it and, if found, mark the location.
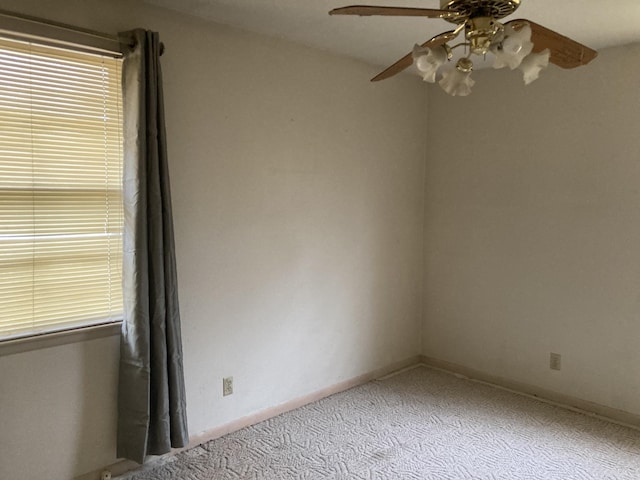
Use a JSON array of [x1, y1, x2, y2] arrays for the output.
[[75, 460, 139, 480], [184, 355, 423, 450], [78, 355, 422, 480], [420, 355, 640, 431], [75, 354, 640, 480]]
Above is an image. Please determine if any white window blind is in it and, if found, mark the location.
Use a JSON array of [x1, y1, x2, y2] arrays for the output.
[[0, 37, 123, 340]]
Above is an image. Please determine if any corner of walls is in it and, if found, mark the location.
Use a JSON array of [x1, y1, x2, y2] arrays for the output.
[[419, 82, 430, 356]]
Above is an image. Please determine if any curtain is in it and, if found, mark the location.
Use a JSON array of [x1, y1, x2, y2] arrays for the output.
[[116, 29, 189, 464]]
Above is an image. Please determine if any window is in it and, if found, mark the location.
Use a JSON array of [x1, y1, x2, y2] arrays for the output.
[[0, 37, 123, 341]]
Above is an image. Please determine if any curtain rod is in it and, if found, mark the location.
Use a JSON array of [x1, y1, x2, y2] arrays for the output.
[[0, 8, 123, 56]]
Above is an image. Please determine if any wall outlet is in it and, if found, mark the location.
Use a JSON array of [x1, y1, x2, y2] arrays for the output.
[[550, 352, 562, 371], [223, 376, 233, 396], [100, 471, 112, 480]]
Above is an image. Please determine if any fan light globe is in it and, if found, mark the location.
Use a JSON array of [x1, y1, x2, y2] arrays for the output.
[[519, 49, 550, 85], [439, 59, 475, 96], [502, 35, 523, 55], [412, 44, 449, 83], [493, 24, 534, 70]]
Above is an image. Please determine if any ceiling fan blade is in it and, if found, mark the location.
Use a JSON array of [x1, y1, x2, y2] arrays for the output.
[[330, 6, 460, 20], [506, 19, 598, 69], [371, 30, 458, 82]]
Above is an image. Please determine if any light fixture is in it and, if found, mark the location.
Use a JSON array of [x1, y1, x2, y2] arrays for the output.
[[519, 49, 550, 85], [412, 20, 550, 96], [439, 57, 475, 96], [413, 44, 452, 83], [492, 24, 534, 69], [330, 0, 599, 90]]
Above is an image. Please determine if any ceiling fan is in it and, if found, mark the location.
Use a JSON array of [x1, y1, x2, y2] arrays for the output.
[[329, 0, 597, 95]]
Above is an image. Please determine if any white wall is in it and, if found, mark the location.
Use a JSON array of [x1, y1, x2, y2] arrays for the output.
[[0, 1, 427, 478], [7, 3, 638, 478], [423, 43, 640, 416]]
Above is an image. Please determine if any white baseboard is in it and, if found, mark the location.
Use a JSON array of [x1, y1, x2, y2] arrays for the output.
[[77, 354, 640, 479], [184, 355, 423, 450], [420, 355, 640, 431], [75, 460, 139, 480], [77, 355, 423, 480]]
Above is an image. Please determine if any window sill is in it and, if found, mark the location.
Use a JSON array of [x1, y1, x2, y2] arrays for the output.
[[0, 321, 122, 357]]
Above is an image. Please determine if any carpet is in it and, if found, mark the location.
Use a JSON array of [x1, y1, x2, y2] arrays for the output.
[[119, 366, 640, 479]]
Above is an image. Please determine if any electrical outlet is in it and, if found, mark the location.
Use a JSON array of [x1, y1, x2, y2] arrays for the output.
[[223, 376, 233, 396], [100, 471, 112, 480], [550, 352, 562, 371]]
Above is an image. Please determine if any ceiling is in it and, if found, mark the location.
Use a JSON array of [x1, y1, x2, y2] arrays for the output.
[[143, 0, 640, 74]]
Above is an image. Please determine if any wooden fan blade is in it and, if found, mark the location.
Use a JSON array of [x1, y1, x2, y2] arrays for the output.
[[371, 31, 457, 82], [506, 19, 598, 69], [330, 6, 460, 20]]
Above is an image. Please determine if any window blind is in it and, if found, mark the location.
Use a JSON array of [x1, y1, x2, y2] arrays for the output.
[[0, 37, 123, 340]]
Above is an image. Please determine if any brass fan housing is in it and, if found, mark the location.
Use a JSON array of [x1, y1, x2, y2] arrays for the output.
[[440, 0, 521, 23]]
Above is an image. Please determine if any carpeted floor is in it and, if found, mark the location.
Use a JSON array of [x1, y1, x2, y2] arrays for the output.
[[120, 366, 640, 479]]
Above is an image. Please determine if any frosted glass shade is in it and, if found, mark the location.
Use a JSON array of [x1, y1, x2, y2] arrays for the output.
[[493, 24, 534, 70], [520, 49, 550, 85], [412, 44, 448, 83], [439, 68, 475, 96]]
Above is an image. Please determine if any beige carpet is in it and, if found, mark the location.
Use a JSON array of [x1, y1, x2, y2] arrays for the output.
[[120, 366, 640, 479]]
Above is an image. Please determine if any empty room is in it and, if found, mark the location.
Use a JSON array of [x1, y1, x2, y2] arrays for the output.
[[1, 0, 639, 479]]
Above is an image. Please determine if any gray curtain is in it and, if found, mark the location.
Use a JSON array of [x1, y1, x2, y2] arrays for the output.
[[116, 29, 189, 464]]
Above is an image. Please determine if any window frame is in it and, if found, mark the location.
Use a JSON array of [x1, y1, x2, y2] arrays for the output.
[[0, 11, 125, 355]]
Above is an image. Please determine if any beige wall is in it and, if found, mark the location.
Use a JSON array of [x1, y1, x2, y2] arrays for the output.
[[0, 1, 427, 478], [3, 2, 639, 479], [423, 43, 640, 416]]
